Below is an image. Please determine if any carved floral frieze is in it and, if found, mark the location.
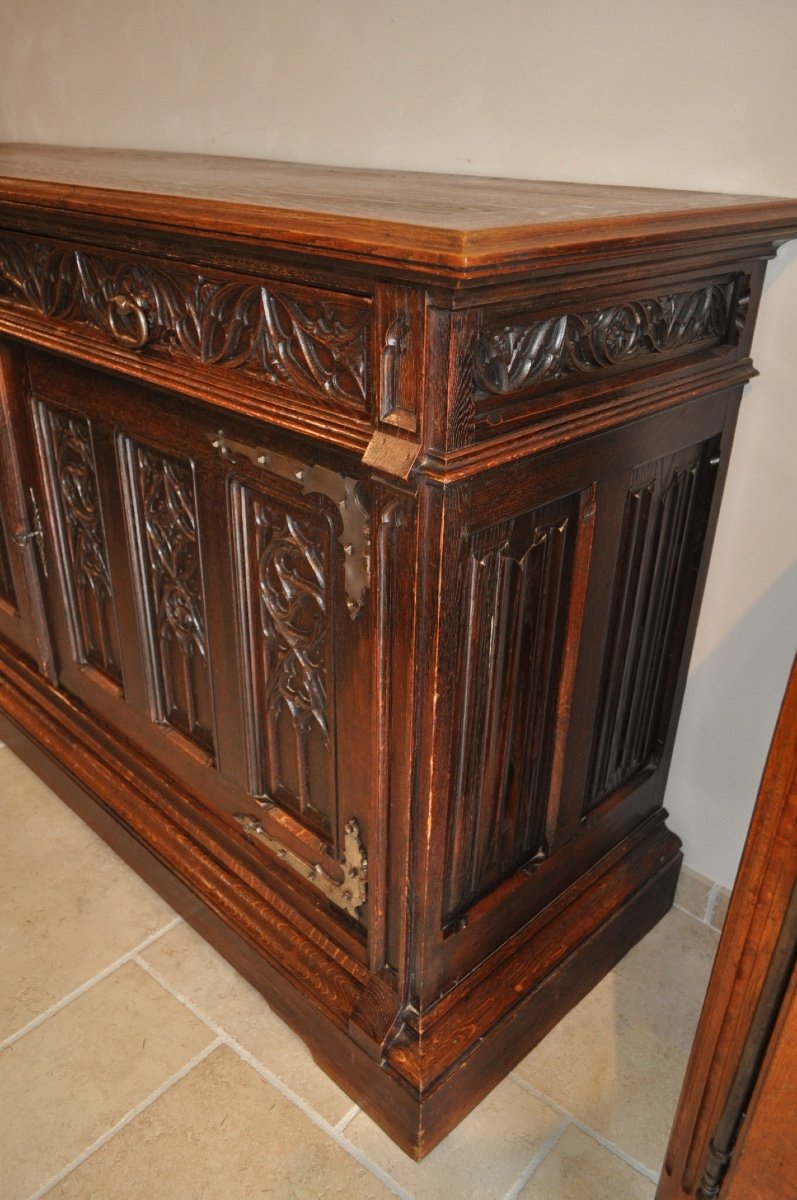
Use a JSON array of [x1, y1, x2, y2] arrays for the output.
[[473, 279, 747, 400], [0, 234, 370, 411]]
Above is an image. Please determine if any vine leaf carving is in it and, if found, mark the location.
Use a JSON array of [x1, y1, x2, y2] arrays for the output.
[[139, 450, 207, 661], [129, 445, 215, 752], [51, 412, 113, 602], [0, 235, 370, 410], [239, 488, 335, 834], [474, 281, 745, 399], [255, 502, 329, 743], [44, 406, 121, 680], [212, 430, 370, 619]]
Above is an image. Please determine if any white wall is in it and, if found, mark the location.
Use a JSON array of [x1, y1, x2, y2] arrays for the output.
[[1, 0, 795, 888]]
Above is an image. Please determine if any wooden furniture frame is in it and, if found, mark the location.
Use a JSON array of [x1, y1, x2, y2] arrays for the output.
[[0, 146, 795, 1157], [657, 655, 797, 1199]]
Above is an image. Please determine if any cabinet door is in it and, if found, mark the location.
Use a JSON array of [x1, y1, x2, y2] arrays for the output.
[[0, 341, 54, 677], [23, 347, 373, 928]]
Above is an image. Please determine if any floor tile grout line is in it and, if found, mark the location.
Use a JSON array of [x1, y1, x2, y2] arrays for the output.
[[133, 955, 414, 1200], [233, 1038, 414, 1200], [704, 881, 722, 927], [335, 1104, 361, 1133], [510, 1074, 660, 1184], [502, 1118, 570, 1200], [26, 1036, 224, 1200], [0, 915, 184, 1052], [672, 901, 720, 931]]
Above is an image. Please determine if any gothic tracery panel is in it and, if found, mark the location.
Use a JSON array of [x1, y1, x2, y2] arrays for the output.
[[124, 441, 215, 754], [37, 403, 122, 681], [235, 482, 336, 837]]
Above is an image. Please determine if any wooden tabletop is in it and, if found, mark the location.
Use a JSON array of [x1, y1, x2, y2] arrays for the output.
[[2, 144, 797, 273]]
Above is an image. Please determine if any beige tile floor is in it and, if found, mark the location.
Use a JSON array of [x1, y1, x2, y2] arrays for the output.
[[0, 743, 730, 1200]]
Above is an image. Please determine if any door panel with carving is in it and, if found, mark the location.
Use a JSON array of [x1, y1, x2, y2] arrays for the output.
[[20, 346, 373, 930]]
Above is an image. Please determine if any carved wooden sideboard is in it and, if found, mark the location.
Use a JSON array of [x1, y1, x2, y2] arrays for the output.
[[0, 146, 795, 1157]]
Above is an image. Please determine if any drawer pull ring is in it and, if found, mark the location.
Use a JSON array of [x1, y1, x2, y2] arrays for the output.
[[107, 294, 150, 349]]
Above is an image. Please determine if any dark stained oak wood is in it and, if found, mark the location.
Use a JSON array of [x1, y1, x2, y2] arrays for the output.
[[0, 147, 795, 1158], [656, 656, 797, 1200]]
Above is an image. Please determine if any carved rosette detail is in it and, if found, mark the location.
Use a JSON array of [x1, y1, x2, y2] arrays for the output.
[[255, 502, 329, 742], [474, 281, 742, 398], [0, 235, 370, 409]]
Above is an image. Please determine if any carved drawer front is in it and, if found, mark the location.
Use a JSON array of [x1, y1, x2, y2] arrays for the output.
[[0, 231, 373, 421], [472, 273, 750, 435], [584, 436, 720, 814]]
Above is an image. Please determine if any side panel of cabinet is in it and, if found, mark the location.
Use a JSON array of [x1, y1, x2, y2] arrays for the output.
[[413, 390, 737, 1002], [583, 440, 718, 815], [442, 488, 592, 923]]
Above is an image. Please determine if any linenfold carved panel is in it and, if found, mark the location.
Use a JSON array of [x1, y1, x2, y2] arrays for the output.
[[123, 442, 215, 754], [0, 508, 16, 607], [37, 404, 122, 682], [474, 278, 746, 402], [0, 234, 371, 411], [444, 494, 581, 922], [234, 482, 336, 837], [584, 439, 719, 811]]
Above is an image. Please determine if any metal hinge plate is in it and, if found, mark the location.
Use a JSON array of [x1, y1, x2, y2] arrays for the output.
[[235, 812, 368, 919]]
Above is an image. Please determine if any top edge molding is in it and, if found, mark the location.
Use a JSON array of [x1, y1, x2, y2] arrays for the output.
[[1, 145, 797, 278]]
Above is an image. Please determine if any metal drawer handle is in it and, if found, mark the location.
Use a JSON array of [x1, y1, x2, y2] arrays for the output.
[[107, 293, 149, 349]]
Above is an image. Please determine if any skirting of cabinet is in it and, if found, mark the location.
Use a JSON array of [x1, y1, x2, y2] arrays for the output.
[[0, 637, 680, 1158]]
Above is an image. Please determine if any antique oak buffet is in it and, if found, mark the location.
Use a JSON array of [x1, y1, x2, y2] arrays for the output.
[[0, 146, 795, 1158]]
